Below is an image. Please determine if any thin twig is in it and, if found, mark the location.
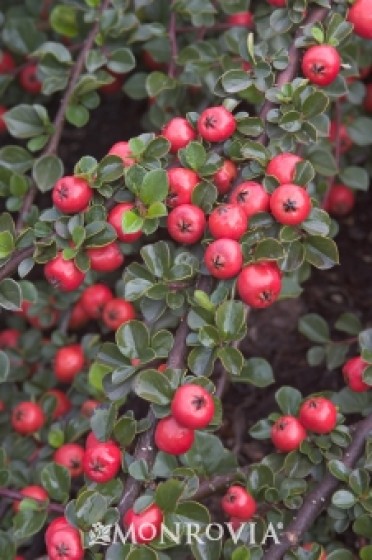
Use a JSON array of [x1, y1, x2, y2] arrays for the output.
[[0, 487, 65, 514]]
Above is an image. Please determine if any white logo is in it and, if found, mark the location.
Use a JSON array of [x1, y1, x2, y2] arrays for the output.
[[88, 522, 113, 546]]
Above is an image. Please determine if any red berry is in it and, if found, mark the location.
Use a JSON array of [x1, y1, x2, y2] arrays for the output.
[[302, 45, 341, 87], [221, 486, 257, 520], [45, 389, 71, 419], [271, 415, 307, 452], [364, 83, 372, 113], [131, 358, 141, 367], [108, 202, 142, 243], [157, 363, 167, 373], [83, 442, 122, 483], [267, 0, 286, 6], [123, 504, 164, 544], [0, 105, 7, 134], [155, 415, 195, 455], [237, 261, 282, 308], [167, 167, 200, 207], [47, 526, 84, 560], [213, 160, 238, 194], [44, 252, 85, 292], [0, 401, 5, 412], [54, 344, 85, 383], [167, 204, 206, 244], [227, 12, 254, 27], [299, 397, 337, 434], [108, 141, 135, 166], [229, 182, 270, 220], [270, 184, 311, 225], [99, 70, 124, 95], [342, 356, 370, 392], [11, 402, 45, 435], [54, 444, 85, 477], [197, 106, 236, 143], [0, 51, 15, 73], [204, 238, 243, 279], [302, 543, 327, 560], [209, 203, 247, 240], [102, 298, 136, 330], [81, 284, 113, 319], [171, 384, 215, 429], [19, 64, 42, 94], [0, 328, 20, 349], [266, 153, 303, 185], [348, 0, 372, 39], [329, 122, 352, 154], [323, 184, 355, 216], [87, 242, 124, 272], [162, 117, 196, 153], [13, 485, 48, 512], [85, 432, 115, 449], [68, 300, 89, 330], [45, 517, 70, 544], [81, 400, 100, 418], [142, 50, 166, 71], [52, 176, 93, 214]]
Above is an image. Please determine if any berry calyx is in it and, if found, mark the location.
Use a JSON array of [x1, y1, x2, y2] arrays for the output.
[[204, 238, 243, 279], [162, 117, 196, 153], [81, 284, 113, 319], [108, 202, 142, 243], [53, 444, 85, 477], [237, 261, 282, 308], [44, 253, 85, 292], [123, 504, 164, 544], [87, 242, 124, 272], [171, 384, 215, 429], [221, 485, 257, 520], [208, 203, 247, 240], [266, 153, 303, 185], [299, 397, 337, 434], [197, 106, 236, 143], [83, 442, 122, 483], [229, 182, 270, 220], [301, 45, 341, 87], [167, 167, 200, 207], [11, 401, 45, 435], [271, 415, 307, 452], [167, 204, 206, 244], [54, 344, 85, 383], [154, 415, 195, 455], [52, 176, 93, 214], [270, 184, 311, 225], [102, 298, 136, 330], [342, 356, 370, 392]]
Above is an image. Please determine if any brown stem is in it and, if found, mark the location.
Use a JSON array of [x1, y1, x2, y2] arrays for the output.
[[262, 413, 372, 560], [0, 487, 65, 514], [16, 0, 112, 232], [0, 246, 34, 282], [193, 466, 250, 501]]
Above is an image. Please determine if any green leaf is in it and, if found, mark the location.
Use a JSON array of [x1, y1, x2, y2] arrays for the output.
[[353, 514, 372, 537], [335, 312, 362, 335], [328, 459, 351, 482], [275, 386, 302, 415], [360, 546, 372, 560], [238, 358, 274, 387], [302, 208, 331, 237], [0, 231, 15, 259], [304, 236, 339, 270], [349, 469, 370, 496], [97, 156, 124, 183], [217, 347, 244, 376], [221, 69, 252, 93], [91, 403, 117, 441], [4, 105, 46, 139], [191, 532, 222, 560], [13, 509, 47, 539], [332, 489, 356, 509], [155, 479, 184, 512], [127, 547, 157, 560], [298, 313, 330, 343], [307, 345, 325, 366], [141, 241, 171, 278], [116, 320, 153, 361], [302, 91, 329, 119], [146, 71, 177, 96], [0, 278, 21, 310], [215, 300, 246, 341], [255, 238, 284, 261], [339, 166, 369, 191], [249, 419, 272, 439], [75, 490, 108, 526], [50, 5, 78, 37], [107, 48, 136, 74], [133, 369, 173, 405], [139, 169, 169, 205], [308, 149, 337, 177], [241, 141, 269, 165], [0, 146, 33, 173], [188, 346, 215, 377], [41, 463, 70, 502], [32, 154, 64, 192], [347, 117, 372, 146], [122, 210, 144, 234], [113, 417, 136, 447], [180, 141, 206, 171], [66, 104, 89, 127], [191, 181, 218, 213]]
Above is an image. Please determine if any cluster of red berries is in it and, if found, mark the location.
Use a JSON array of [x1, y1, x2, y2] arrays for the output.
[[271, 396, 337, 452], [155, 384, 215, 455], [342, 355, 372, 392]]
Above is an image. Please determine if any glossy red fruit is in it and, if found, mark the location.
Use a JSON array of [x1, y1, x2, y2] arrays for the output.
[[229, 182, 270, 220], [299, 397, 337, 434], [323, 184, 355, 216], [197, 106, 236, 142], [267, 0, 286, 6], [347, 0, 372, 39], [11, 402, 45, 435], [45, 517, 70, 544], [13, 485, 48, 512], [100, 70, 124, 94], [271, 415, 307, 452], [54, 344, 85, 383], [45, 389, 71, 419], [19, 64, 42, 94], [81, 284, 113, 319], [167, 204, 206, 244], [167, 168, 200, 207], [204, 238, 243, 279], [213, 160, 238, 194], [68, 300, 89, 330], [221, 486, 257, 520], [342, 356, 370, 392], [0, 328, 20, 348], [81, 400, 100, 418], [157, 363, 167, 373], [54, 444, 85, 477], [131, 358, 141, 367], [209, 204, 247, 240], [108, 202, 142, 243], [102, 298, 136, 330], [0, 51, 15, 73], [44, 252, 85, 292], [83, 442, 122, 483], [155, 415, 195, 455], [52, 176, 92, 214], [87, 242, 124, 272], [270, 184, 311, 225], [302, 543, 327, 560], [171, 384, 215, 429], [85, 432, 115, 449], [237, 261, 282, 308], [364, 83, 372, 112], [47, 526, 84, 560], [123, 504, 164, 544], [162, 117, 196, 153], [302, 45, 341, 87], [227, 12, 254, 27], [329, 122, 352, 154], [266, 153, 303, 185], [108, 141, 135, 166], [0, 105, 7, 134]]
